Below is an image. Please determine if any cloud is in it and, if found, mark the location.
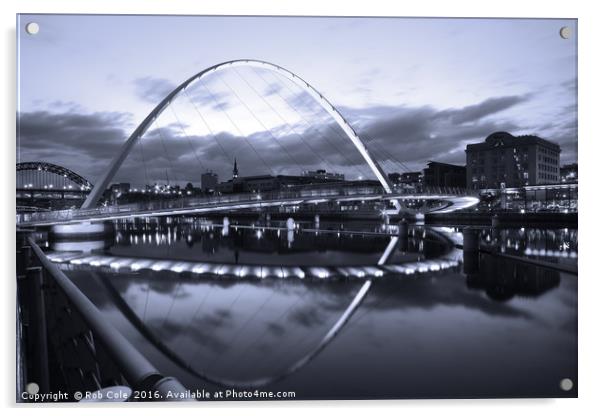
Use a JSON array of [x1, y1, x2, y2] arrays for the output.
[[438, 95, 530, 124], [16, 91, 573, 188], [263, 82, 283, 97], [133, 77, 177, 103], [17, 110, 133, 182], [347, 98, 524, 168]]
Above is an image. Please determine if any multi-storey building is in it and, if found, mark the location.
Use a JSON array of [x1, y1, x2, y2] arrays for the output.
[[201, 171, 218, 193], [423, 161, 466, 189], [465, 131, 560, 190]]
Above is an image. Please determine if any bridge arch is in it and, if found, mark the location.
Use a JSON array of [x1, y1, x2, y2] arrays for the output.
[[17, 161, 93, 189], [82, 59, 394, 209]]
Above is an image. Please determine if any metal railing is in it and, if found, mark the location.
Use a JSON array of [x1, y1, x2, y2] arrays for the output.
[[16, 233, 191, 401]]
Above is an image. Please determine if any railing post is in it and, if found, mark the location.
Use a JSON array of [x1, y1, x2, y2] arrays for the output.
[[16, 245, 31, 277], [24, 266, 50, 394]]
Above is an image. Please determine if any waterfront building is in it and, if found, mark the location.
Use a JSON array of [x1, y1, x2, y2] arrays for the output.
[[560, 163, 578, 183], [109, 182, 131, 194], [201, 171, 218, 193], [423, 161, 466, 189], [466, 131, 560, 190], [218, 161, 348, 194], [302, 169, 344, 181], [389, 171, 423, 191]]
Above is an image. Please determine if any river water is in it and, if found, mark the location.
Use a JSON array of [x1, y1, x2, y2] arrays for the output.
[[45, 217, 577, 399]]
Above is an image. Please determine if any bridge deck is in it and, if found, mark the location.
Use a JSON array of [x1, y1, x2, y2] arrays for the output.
[[17, 186, 478, 227]]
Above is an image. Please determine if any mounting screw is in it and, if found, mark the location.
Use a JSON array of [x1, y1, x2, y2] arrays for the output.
[[560, 378, 574, 391], [559, 26, 571, 39], [25, 22, 40, 35]]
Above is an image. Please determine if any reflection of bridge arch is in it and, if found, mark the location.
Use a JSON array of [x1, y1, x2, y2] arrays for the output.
[[83, 59, 394, 209], [17, 161, 93, 189], [51, 228, 461, 389], [95, 272, 372, 389]]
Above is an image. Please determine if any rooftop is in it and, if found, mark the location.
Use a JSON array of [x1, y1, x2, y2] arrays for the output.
[[466, 131, 561, 152]]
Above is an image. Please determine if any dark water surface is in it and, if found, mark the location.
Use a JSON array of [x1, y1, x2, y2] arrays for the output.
[[50, 217, 577, 399]]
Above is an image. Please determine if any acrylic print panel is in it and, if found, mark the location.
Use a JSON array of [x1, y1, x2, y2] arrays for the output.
[[16, 14, 577, 402]]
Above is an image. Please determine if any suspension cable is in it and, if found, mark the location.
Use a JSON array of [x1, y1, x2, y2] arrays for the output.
[[155, 122, 181, 185], [168, 104, 207, 171], [182, 88, 231, 164], [222, 69, 308, 175], [253, 67, 374, 180], [137, 131, 151, 190], [233, 67, 339, 175], [201, 80, 275, 175]]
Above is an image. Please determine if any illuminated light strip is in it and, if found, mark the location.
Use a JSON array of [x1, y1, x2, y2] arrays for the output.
[[131, 260, 153, 271], [525, 248, 578, 258], [307, 267, 331, 279], [70, 256, 97, 265], [362, 266, 384, 277], [47, 252, 83, 263], [235, 266, 249, 277], [49, 226, 463, 279], [170, 262, 192, 273], [151, 261, 172, 271], [291, 267, 306, 279], [58, 254, 462, 278], [192, 263, 211, 274], [90, 257, 112, 267], [110, 259, 135, 270]]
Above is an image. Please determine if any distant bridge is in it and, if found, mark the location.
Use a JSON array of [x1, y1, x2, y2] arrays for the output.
[[16, 162, 93, 211], [17, 161, 93, 190]]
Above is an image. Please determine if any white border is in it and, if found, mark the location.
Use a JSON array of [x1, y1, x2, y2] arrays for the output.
[[2, 1, 599, 415]]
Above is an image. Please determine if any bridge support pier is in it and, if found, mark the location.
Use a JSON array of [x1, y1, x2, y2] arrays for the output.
[[492, 214, 500, 228], [50, 221, 114, 239], [222, 217, 230, 237], [286, 218, 295, 230], [398, 219, 409, 252], [462, 228, 480, 275]]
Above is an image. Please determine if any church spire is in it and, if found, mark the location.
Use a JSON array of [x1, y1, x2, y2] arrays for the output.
[[233, 158, 239, 179]]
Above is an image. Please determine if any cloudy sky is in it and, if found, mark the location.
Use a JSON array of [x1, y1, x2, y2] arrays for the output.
[[17, 15, 577, 187]]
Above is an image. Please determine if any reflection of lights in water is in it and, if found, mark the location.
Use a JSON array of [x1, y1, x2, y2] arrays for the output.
[[525, 248, 577, 258], [171, 263, 189, 273], [53, 252, 463, 278], [236, 266, 249, 277], [90, 257, 112, 267], [47, 224, 468, 279], [191, 264, 210, 274], [131, 260, 152, 271]]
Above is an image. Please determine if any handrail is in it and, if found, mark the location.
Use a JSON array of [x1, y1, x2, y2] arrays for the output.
[[26, 237, 191, 400]]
